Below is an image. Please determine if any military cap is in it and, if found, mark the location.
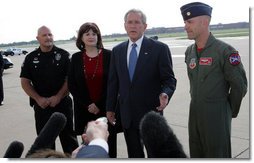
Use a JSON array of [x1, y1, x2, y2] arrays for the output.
[[180, 2, 212, 21]]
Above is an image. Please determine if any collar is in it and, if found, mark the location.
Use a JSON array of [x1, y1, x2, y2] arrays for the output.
[[128, 35, 144, 49], [37, 45, 56, 54], [196, 33, 216, 51], [89, 138, 108, 153]]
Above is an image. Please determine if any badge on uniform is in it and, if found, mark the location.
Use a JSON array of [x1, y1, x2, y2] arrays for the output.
[[199, 57, 212, 66], [229, 51, 241, 66], [189, 58, 196, 69], [55, 53, 61, 61], [33, 57, 39, 64]]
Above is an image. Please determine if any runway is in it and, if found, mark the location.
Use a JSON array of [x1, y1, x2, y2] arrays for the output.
[[0, 36, 249, 158]]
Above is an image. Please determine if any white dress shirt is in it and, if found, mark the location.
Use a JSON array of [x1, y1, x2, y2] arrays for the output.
[[89, 138, 109, 153], [127, 35, 144, 68]]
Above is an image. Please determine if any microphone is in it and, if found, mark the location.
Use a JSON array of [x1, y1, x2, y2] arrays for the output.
[[3, 140, 24, 158], [25, 112, 67, 157], [140, 111, 187, 158]]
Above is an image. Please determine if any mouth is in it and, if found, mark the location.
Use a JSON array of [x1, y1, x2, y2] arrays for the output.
[[129, 31, 137, 34], [88, 40, 95, 43]]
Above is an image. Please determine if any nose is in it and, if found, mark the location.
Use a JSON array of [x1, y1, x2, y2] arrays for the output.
[[184, 22, 188, 31]]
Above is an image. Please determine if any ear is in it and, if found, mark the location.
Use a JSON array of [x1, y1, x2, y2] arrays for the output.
[[81, 133, 89, 145], [124, 22, 128, 31], [144, 23, 148, 30], [202, 16, 210, 26]]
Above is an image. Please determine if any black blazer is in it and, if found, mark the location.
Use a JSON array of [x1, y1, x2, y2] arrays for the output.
[[106, 36, 176, 129], [68, 49, 111, 134]]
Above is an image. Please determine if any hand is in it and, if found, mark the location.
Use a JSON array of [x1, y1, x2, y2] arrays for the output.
[[47, 95, 61, 107], [36, 96, 50, 109], [156, 93, 168, 111], [82, 120, 109, 144], [88, 103, 100, 115], [106, 111, 116, 126]]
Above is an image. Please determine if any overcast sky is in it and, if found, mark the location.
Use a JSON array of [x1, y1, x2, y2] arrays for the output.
[[0, 0, 252, 44]]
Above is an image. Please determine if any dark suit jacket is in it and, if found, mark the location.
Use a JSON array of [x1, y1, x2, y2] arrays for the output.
[[106, 36, 176, 129], [68, 49, 111, 134], [76, 145, 109, 158], [0, 53, 4, 74]]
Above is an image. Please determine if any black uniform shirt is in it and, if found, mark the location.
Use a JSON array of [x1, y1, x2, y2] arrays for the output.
[[20, 45, 70, 97]]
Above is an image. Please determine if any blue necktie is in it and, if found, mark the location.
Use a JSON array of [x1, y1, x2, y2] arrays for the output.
[[129, 43, 137, 81]]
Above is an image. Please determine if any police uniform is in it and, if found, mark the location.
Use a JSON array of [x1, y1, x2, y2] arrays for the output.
[[181, 2, 248, 158], [20, 45, 78, 154]]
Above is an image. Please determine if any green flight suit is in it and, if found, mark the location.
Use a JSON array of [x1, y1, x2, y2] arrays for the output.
[[184, 33, 247, 158]]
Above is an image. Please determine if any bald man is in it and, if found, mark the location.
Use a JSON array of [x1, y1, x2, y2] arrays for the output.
[[20, 26, 78, 154]]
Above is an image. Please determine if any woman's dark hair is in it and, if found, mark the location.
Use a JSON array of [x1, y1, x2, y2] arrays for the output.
[[76, 22, 104, 51]]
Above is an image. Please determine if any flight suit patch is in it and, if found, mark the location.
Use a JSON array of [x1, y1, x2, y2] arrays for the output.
[[229, 52, 241, 65], [189, 58, 196, 69], [199, 57, 212, 65]]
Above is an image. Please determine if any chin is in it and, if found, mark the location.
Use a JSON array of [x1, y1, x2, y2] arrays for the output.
[[187, 35, 195, 40], [129, 36, 139, 42], [46, 42, 53, 47]]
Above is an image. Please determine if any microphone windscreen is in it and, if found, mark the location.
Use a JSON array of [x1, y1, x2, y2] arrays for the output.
[[140, 111, 187, 158], [25, 112, 67, 157], [3, 140, 24, 158]]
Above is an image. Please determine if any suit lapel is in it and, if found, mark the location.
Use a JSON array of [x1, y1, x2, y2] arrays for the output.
[[119, 41, 131, 83]]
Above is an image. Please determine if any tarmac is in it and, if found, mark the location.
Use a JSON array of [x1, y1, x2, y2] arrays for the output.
[[0, 36, 250, 159]]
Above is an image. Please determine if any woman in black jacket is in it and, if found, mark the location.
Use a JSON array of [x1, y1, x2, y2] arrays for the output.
[[68, 22, 117, 157]]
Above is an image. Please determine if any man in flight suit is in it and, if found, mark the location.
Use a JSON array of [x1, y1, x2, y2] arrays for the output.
[[180, 2, 248, 158], [20, 26, 78, 154]]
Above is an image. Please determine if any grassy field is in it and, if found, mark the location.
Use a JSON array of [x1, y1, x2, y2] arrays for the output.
[[153, 28, 249, 38], [1, 28, 249, 49], [102, 28, 249, 42]]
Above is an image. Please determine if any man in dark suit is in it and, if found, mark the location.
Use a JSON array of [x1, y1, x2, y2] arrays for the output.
[[106, 9, 177, 158]]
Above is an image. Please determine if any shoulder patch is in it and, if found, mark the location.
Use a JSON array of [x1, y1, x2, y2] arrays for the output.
[[229, 51, 241, 66]]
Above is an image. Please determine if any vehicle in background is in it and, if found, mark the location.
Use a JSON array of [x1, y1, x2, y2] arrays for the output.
[[150, 36, 159, 40], [3, 56, 14, 70], [2, 47, 28, 56]]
